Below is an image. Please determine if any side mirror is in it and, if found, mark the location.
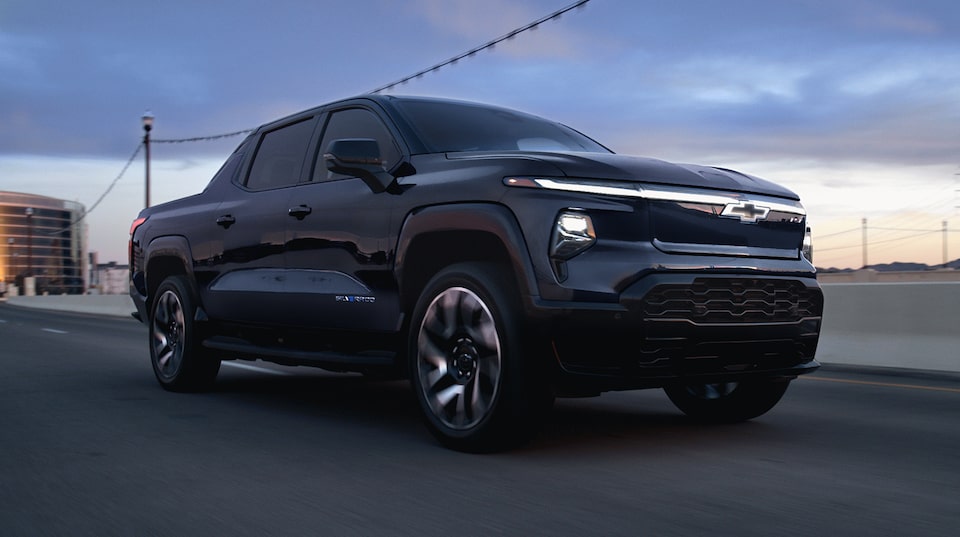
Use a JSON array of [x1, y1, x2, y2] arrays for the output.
[[324, 138, 394, 194]]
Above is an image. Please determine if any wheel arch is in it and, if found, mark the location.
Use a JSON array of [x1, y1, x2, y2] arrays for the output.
[[143, 235, 196, 315], [394, 203, 540, 314]]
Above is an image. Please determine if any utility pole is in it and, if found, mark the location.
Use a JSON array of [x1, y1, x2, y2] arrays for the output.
[[861, 217, 868, 268], [944, 221, 949, 266], [142, 111, 154, 209]]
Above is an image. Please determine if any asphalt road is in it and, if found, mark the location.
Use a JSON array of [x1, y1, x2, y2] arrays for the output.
[[1, 303, 958, 536]]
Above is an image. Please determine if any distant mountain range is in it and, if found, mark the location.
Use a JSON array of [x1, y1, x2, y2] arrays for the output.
[[818, 258, 960, 273]]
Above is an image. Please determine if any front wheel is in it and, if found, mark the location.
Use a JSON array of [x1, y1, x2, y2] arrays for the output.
[[409, 262, 552, 452], [149, 275, 220, 392], [664, 379, 791, 423]]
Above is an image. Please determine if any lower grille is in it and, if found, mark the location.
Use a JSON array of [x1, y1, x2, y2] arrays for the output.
[[642, 278, 823, 324]]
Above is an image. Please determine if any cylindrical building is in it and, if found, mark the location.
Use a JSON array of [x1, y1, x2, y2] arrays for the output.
[[0, 191, 87, 295]]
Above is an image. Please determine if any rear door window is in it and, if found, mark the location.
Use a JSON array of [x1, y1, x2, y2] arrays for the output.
[[245, 117, 316, 190]]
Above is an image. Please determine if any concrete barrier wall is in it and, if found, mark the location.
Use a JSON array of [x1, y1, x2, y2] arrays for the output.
[[5, 283, 959, 373], [5, 295, 135, 318], [818, 269, 960, 284], [818, 282, 960, 373]]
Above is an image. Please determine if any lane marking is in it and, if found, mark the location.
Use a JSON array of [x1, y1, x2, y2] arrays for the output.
[[41, 328, 69, 335], [0, 319, 7, 323], [222, 361, 291, 376], [802, 375, 960, 394]]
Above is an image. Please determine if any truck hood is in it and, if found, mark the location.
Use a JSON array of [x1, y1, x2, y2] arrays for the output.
[[447, 151, 799, 200]]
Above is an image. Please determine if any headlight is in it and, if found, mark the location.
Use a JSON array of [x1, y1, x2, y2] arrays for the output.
[[551, 211, 596, 259], [802, 226, 813, 262]]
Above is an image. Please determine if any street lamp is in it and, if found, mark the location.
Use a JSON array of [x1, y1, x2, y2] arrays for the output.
[[142, 110, 154, 209]]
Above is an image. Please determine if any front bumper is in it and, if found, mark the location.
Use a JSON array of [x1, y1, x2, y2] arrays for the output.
[[531, 273, 823, 393]]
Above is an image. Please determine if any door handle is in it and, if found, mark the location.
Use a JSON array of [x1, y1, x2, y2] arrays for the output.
[[216, 215, 236, 228], [288, 205, 312, 220]]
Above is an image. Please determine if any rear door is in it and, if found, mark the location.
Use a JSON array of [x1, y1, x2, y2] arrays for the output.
[[202, 114, 320, 325]]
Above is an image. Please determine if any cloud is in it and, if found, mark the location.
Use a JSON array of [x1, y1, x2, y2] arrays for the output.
[[0, 32, 51, 89], [2, 0, 957, 267], [658, 57, 812, 105], [607, 99, 959, 169], [847, 0, 943, 35]]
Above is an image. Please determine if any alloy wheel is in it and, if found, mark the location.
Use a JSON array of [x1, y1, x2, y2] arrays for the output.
[[151, 289, 185, 381], [416, 286, 503, 430]]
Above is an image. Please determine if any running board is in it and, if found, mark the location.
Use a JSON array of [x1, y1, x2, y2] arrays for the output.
[[202, 336, 394, 368]]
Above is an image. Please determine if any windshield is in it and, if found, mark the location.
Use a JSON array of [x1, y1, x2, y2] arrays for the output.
[[392, 99, 612, 154]]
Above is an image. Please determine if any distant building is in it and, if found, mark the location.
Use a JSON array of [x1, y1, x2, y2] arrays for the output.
[[89, 260, 129, 295], [0, 191, 87, 295]]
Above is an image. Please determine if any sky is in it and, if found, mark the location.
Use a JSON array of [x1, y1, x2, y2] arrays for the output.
[[1, 0, 958, 268]]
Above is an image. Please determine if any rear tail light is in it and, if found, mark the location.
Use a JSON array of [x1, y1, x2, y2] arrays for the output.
[[129, 216, 148, 263], [129, 217, 148, 236]]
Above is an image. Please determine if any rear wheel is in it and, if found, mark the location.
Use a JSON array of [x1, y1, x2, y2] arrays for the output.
[[664, 379, 790, 423], [409, 262, 552, 452], [150, 275, 220, 392]]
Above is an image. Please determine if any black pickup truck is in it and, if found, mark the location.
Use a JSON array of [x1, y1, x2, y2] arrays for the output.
[[129, 95, 822, 451]]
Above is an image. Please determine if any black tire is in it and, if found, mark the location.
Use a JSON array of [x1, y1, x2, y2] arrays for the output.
[[149, 275, 220, 392], [664, 379, 791, 423], [408, 262, 552, 452]]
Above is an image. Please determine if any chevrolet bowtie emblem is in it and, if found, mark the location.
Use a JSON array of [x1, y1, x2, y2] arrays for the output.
[[721, 202, 770, 223]]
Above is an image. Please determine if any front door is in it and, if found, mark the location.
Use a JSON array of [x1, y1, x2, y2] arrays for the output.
[[281, 106, 404, 332]]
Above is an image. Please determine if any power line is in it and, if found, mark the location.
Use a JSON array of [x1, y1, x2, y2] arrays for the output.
[[816, 225, 959, 250], [369, 0, 592, 94], [871, 226, 959, 233], [815, 227, 860, 240], [149, 2, 595, 144], [44, 1, 595, 230], [153, 129, 253, 144], [817, 224, 959, 254], [49, 130, 252, 233], [867, 182, 955, 233], [815, 230, 940, 253], [47, 143, 142, 236]]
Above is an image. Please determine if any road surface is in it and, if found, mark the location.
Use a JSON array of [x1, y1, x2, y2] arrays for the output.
[[1, 304, 958, 536]]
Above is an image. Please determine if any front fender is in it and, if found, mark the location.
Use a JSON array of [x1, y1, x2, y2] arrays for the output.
[[395, 203, 542, 304]]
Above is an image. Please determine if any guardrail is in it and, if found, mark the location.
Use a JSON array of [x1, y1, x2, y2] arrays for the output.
[[6, 282, 960, 373], [818, 282, 960, 373]]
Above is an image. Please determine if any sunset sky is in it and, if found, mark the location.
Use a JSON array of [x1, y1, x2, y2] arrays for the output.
[[2, 0, 958, 267]]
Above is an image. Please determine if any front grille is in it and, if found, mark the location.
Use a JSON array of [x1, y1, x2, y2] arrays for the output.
[[649, 199, 804, 254], [642, 278, 822, 324]]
